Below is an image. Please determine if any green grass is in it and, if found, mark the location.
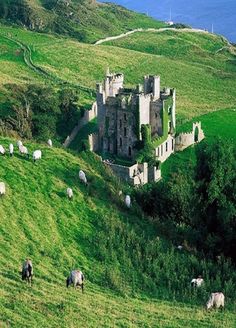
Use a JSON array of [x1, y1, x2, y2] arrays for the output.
[[0, 0, 165, 44], [0, 136, 236, 327], [162, 108, 236, 179], [1, 25, 236, 120]]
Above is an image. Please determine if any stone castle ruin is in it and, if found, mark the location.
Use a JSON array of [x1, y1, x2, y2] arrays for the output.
[[88, 70, 204, 185]]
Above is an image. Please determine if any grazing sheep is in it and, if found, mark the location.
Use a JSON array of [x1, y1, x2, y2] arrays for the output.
[[79, 170, 87, 185], [206, 292, 225, 310], [0, 145, 5, 155], [66, 188, 73, 199], [118, 190, 122, 196], [33, 150, 42, 162], [22, 259, 33, 285], [191, 276, 204, 287], [19, 145, 29, 158], [47, 139, 52, 147], [125, 195, 131, 208], [17, 140, 23, 148], [0, 182, 6, 196], [9, 143, 14, 157], [177, 245, 183, 250], [66, 270, 84, 292]]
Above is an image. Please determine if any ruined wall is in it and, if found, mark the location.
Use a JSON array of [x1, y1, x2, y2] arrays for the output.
[[150, 99, 163, 136], [139, 94, 151, 133], [175, 122, 205, 151], [105, 161, 160, 186], [155, 135, 175, 163]]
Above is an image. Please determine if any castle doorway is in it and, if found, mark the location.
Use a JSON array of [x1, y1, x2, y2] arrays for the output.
[[194, 126, 199, 143]]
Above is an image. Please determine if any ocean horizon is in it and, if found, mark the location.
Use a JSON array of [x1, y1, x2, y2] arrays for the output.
[[100, 0, 236, 42]]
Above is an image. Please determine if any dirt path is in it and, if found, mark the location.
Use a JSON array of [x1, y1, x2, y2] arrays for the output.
[[94, 27, 210, 45]]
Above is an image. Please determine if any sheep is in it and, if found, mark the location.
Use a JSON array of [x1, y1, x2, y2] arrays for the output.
[[66, 188, 73, 199], [191, 276, 204, 288], [47, 139, 52, 147], [118, 190, 123, 196], [0, 145, 5, 155], [206, 292, 225, 310], [19, 145, 29, 158], [0, 182, 6, 196], [33, 150, 42, 163], [66, 270, 84, 292], [79, 170, 87, 185], [9, 143, 14, 157], [125, 195, 131, 208], [22, 259, 33, 285], [17, 140, 23, 148]]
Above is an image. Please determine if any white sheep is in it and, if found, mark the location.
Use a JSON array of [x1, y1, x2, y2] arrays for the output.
[[206, 292, 225, 310], [9, 143, 14, 157], [0, 182, 6, 196], [19, 145, 29, 158], [66, 270, 84, 292], [125, 195, 131, 208], [33, 150, 42, 162], [47, 139, 52, 147], [118, 190, 123, 196], [0, 145, 5, 155], [17, 140, 23, 148], [191, 276, 204, 288], [79, 170, 87, 185], [66, 188, 73, 199]]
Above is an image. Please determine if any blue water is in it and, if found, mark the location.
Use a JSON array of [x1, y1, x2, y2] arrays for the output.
[[100, 0, 236, 42]]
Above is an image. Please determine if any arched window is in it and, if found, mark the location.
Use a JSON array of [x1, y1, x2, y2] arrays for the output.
[[124, 113, 127, 121], [119, 119, 122, 128], [120, 138, 122, 147], [124, 127, 127, 137]]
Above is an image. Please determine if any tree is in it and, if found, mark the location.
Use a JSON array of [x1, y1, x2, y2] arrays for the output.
[[195, 139, 236, 260]]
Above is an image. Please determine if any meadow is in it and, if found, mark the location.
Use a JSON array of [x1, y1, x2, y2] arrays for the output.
[[1, 26, 236, 119], [0, 136, 236, 327]]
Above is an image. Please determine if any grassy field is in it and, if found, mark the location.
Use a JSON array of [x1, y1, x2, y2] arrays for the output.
[[0, 0, 165, 44], [1, 26, 236, 120], [0, 136, 236, 327], [162, 108, 236, 178]]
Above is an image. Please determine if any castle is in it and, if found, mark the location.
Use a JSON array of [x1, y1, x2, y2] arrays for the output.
[[88, 70, 204, 185]]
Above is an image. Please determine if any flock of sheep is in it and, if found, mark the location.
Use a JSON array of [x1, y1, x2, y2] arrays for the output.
[[22, 259, 84, 292], [21, 258, 225, 310], [1, 139, 225, 310]]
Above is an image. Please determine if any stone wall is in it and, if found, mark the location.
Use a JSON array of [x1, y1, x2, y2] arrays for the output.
[[63, 101, 97, 148], [175, 122, 205, 151], [105, 161, 161, 186], [155, 135, 175, 163]]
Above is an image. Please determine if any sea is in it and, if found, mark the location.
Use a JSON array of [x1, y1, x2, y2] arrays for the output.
[[100, 0, 236, 42]]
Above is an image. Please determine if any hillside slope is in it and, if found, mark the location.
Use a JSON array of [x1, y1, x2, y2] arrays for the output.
[[1, 25, 236, 120], [0, 136, 236, 327], [0, 0, 164, 43]]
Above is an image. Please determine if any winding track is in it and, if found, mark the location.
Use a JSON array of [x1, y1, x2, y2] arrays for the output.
[[94, 27, 210, 45], [0, 33, 96, 95]]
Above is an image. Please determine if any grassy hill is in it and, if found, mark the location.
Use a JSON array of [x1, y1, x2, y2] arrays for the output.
[[0, 136, 236, 327], [162, 108, 236, 179], [0, 0, 164, 43], [1, 25, 236, 120]]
